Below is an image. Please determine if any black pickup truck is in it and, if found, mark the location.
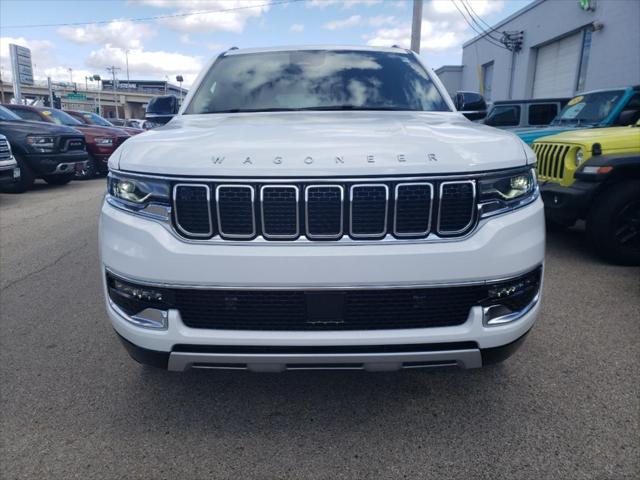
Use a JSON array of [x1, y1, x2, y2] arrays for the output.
[[0, 105, 88, 193]]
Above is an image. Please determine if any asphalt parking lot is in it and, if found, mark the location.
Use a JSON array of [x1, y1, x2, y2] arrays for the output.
[[1, 179, 638, 480]]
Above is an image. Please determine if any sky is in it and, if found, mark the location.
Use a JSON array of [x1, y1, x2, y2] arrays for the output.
[[0, 0, 532, 88]]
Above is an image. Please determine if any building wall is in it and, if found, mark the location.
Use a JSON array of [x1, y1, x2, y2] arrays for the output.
[[434, 66, 463, 97], [460, 0, 640, 101]]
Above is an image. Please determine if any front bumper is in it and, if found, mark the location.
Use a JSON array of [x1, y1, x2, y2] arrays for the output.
[[100, 197, 545, 370], [0, 158, 18, 185], [540, 180, 600, 225], [24, 151, 89, 175]]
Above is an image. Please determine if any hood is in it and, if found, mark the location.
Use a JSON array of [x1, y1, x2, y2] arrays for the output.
[[535, 126, 640, 144], [513, 126, 581, 145], [0, 119, 84, 137], [114, 111, 530, 177], [74, 124, 130, 137]]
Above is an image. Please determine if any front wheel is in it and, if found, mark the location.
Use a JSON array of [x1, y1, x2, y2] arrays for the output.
[[42, 173, 74, 186], [587, 180, 640, 266]]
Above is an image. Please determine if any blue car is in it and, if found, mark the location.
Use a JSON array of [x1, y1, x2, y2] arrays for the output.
[[514, 86, 640, 145]]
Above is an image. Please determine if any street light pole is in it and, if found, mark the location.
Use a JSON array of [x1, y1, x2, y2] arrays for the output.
[[411, 0, 423, 53], [93, 74, 102, 116], [106, 65, 121, 119]]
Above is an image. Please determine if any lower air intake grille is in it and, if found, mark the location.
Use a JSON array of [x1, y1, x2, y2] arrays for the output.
[[174, 285, 486, 330]]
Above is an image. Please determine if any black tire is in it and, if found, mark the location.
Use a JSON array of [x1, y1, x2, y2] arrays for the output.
[[0, 154, 34, 193], [586, 180, 640, 266], [75, 155, 97, 180], [42, 173, 74, 186]]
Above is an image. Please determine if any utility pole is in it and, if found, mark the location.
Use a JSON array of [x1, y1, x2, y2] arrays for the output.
[[176, 75, 184, 104], [106, 65, 121, 119], [93, 74, 102, 116], [47, 77, 54, 107], [411, 0, 423, 53], [125, 49, 130, 84]]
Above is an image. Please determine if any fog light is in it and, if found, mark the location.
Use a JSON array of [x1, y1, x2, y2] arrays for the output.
[[107, 274, 171, 329], [113, 279, 163, 302], [482, 268, 542, 326]]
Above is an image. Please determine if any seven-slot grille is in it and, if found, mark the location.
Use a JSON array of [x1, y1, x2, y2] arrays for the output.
[[531, 143, 570, 182], [172, 179, 477, 241], [0, 138, 11, 161]]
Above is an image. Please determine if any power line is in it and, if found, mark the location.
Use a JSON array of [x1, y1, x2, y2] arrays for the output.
[[1, 0, 304, 29], [462, 0, 503, 37], [459, 0, 503, 44], [451, 0, 509, 51]]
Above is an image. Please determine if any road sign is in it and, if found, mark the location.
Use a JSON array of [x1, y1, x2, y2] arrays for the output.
[[65, 92, 87, 100], [10, 44, 34, 86]]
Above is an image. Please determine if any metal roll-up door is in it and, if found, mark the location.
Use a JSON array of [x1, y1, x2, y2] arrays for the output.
[[533, 32, 583, 98]]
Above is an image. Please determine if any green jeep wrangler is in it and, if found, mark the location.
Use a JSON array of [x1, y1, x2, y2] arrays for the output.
[[532, 122, 640, 265]]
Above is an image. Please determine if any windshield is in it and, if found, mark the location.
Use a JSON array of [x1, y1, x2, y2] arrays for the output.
[[81, 112, 113, 127], [552, 90, 624, 126], [186, 50, 450, 114], [0, 105, 21, 121], [40, 109, 83, 126]]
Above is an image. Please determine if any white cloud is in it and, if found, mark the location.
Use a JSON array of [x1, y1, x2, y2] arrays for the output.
[[368, 15, 397, 27], [179, 34, 194, 44], [324, 14, 397, 31], [366, 0, 505, 52], [133, 0, 270, 34], [86, 46, 203, 86], [57, 20, 154, 50], [323, 15, 362, 30], [290, 23, 304, 33], [309, 0, 381, 8]]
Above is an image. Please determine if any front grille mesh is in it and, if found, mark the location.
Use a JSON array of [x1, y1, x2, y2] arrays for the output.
[[173, 178, 477, 241], [0, 138, 11, 161], [173, 286, 485, 330], [532, 143, 570, 182]]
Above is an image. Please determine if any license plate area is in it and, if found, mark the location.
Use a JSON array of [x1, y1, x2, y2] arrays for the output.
[[305, 292, 345, 325]]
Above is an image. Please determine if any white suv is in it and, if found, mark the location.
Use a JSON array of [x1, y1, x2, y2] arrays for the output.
[[100, 46, 544, 372]]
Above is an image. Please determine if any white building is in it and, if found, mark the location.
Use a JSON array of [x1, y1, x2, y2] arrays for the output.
[[436, 0, 640, 102]]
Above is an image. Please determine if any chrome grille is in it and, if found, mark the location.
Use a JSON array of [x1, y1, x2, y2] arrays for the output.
[[437, 181, 476, 234], [216, 185, 256, 238], [350, 184, 388, 238], [172, 178, 477, 242], [305, 185, 344, 239], [532, 143, 570, 182], [394, 183, 433, 237], [261, 186, 299, 239], [0, 138, 11, 161]]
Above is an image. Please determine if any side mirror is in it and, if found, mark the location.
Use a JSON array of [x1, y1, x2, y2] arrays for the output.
[[455, 91, 487, 121], [145, 95, 179, 125]]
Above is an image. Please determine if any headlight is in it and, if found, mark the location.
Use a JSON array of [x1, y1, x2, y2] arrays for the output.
[[26, 135, 56, 153], [107, 172, 171, 220], [95, 137, 114, 146], [575, 148, 584, 166], [478, 167, 538, 217]]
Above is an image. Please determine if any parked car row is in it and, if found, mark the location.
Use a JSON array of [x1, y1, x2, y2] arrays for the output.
[[481, 85, 640, 265], [0, 105, 145, 192]]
